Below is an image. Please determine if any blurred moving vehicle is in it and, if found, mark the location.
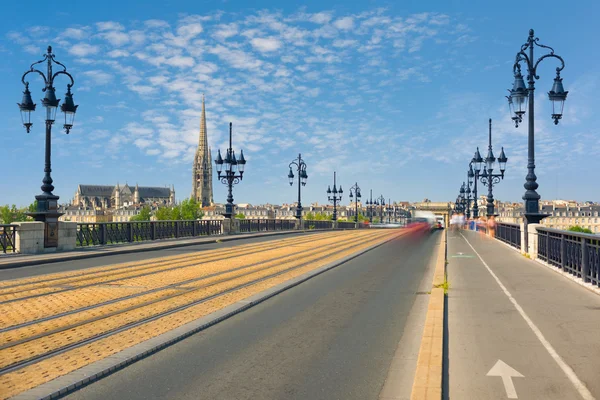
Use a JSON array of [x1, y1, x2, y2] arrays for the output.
[[435, 216, 445, 230], [410, 211, 438, 232]]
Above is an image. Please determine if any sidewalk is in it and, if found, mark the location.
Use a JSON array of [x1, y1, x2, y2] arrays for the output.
[[447, 229, 600, 399], [0, 229, 322, 270]]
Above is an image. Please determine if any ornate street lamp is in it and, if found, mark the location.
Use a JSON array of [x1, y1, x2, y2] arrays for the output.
[[365, 189, 374, 223], [19, 46, 78, 248], [508, 28, 567, 229], [288, 153, 308, 220], [375, 195, 385, 224], [215, 123, 246, 219], [326, 171, 343, 221], [477, 119, 507, 217], [348, 182, 361, 223]]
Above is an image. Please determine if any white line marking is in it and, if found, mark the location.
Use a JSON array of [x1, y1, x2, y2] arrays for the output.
[[486, 359, 524, 399], [461, 233, 596, 400]]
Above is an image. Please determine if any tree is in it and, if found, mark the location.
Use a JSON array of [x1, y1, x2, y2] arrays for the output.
[[179, 198, 200, 220], [130, 206, 151, 221], [568, 225, 593, 234], [234, 213, 246, 219], [155, 207, 172, 221], [304, 212, 315, 220], [28, 200, 38, 213], [0, 205, 28, 224]]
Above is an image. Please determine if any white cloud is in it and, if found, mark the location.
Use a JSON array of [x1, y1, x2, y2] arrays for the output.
[[146, 149, 161, 155], [310, 12, 333, 24], [69, 43, 99, 57], [145, 19, 170, 29], [208, 45, 263, 70], [124, 122, 153, 136], [83, 70, 113, 85], [332, 39, 358, 48], [165, 56, 195, 68], [108, 49, 129, 58], [333, 17, 354, 30], [23, 45, 40, 54], [102, 31, 129, 46], [62, 27, 89, 40], [96, 21, 125, 31], [250, 37, 282, 52], [213, 23, 238, 41], [177, 23, 203, 38]]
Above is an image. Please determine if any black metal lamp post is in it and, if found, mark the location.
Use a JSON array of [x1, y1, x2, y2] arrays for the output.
[[19, 46, 78, 248], [475, 119, 508, 217], [508, 29, 567, 225], [288, 153, 308, 220], [326, 171, 343, 221], [385, 198, 393, 223], [468, 161, 479, 218], [376, 195, 385, 223], [215, 123, 246, 219], [365, 189, 374, 223], [348, 182, 361, 223]]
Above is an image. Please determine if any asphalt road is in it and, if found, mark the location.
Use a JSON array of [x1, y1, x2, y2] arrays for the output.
[[63, 231, 439, 400], [0, 231, 331, 281], [447, 230, 600, 400]]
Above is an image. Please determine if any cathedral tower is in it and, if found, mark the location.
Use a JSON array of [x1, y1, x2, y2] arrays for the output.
[[191, 95, 214, 207]]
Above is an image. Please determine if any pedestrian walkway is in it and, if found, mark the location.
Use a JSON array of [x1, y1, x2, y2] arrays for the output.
[[447, 229, 600, 399]]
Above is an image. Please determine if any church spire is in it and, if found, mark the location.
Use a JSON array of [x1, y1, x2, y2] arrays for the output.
[[191, 94, 214, 207]]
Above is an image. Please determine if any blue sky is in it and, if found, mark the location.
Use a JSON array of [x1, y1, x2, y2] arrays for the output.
[[1, 0, 599, 208]]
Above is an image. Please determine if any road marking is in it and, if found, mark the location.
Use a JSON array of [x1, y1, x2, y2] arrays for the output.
[[486, 359, 524, 399], [461, 233, 596, 400]]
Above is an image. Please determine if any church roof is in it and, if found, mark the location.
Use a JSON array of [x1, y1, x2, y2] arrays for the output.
[[138, 187, 171, 198], [78, 185, 114, 197]]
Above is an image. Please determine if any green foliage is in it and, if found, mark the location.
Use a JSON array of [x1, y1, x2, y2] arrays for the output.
[[0, 204, 30, 224], [234, 213, 246, 219], [130, 206, 152, 221], [153, 199, 204, 221], [305, 212, 332, 221], [28, 200, 38, 213], [568, 225, 593, 234]]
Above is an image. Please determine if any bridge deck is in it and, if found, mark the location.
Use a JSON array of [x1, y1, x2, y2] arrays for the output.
[[448, 230, 600, 399], [0, 230, 399, 399]]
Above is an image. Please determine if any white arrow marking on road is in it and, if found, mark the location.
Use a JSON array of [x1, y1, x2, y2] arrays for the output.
[[486, 360, 524, 399]]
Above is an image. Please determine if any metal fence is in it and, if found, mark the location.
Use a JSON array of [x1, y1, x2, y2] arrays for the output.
[[304, 220, 334, 230], [337, 221, 357, 229], [1, 225, 16, 254], [238, 219, 297, 233], [496, 222, 521, 250], [537, 227, 600, 287], [76, 220, 223, 247]]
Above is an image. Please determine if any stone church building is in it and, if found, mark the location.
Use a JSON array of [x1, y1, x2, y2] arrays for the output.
[[73, 183, 175, 209], [191, 95, 214, 207]]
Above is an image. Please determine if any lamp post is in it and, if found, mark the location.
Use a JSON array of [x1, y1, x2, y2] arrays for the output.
[[326, 171, 343, 221], [214, 123, 246, 219], [288, 153, 308, 220], [508, 29, 567, 249], [18, 46, 78, 248], [376, 195, 385, 223], [365, 189, 374, 223], [385, 198, 393, 223], [348, 182, 361, 223], [468, 161, 479, 218], [472, 119, 508, 217]]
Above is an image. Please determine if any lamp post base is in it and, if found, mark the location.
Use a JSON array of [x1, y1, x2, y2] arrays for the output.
[[524, 213, 548, 224], [25, 194, 64, 248]]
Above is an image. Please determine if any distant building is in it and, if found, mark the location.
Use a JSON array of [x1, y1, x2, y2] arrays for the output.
[[497, 202, 600, 234], [73, 183, 175, 210]]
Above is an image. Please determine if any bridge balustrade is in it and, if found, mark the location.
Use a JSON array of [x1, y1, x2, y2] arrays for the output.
[[496, 222, 521, 250], [537, 227, 600, 287], [76, 220, 223, 247], [0, 225, 16, 254], [238, 219, 297, 233]]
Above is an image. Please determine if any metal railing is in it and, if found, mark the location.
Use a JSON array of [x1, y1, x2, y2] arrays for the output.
[[76, 220, 223, 247], [238, 219, 297, 233], [305, 220, 334, 230], [337, 221, 357, 229], [496, 222, 521, 250], [1, 225, 16, 254], [537, 227, 600, 287]]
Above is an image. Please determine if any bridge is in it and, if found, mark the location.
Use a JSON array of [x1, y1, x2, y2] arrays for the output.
[[0, 221, 599, 400]]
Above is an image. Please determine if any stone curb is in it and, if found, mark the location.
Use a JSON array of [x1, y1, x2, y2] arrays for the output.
[[0, 229, 346, 270], [10, 230, 403, 400], [410, 230, 446, 400]]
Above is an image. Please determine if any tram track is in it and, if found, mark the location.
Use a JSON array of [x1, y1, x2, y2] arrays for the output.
[[0, 231, 347, 303], [0, 231, 374, 338], [0, 230, 396, 378]]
